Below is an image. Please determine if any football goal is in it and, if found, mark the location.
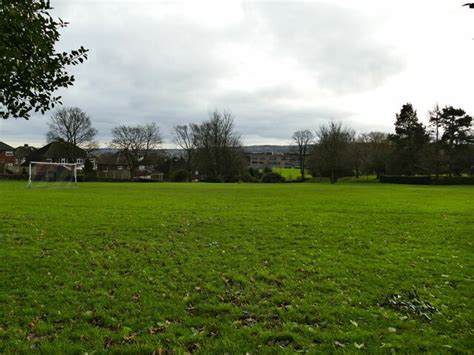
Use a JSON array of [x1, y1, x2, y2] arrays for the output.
[[27, 161, 78, 188]]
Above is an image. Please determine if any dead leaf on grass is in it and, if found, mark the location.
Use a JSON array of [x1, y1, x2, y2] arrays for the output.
[[29, 318, 39, 328]]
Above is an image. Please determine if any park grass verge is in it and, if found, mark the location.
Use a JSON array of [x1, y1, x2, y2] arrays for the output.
[[0, 181, 472, 352]]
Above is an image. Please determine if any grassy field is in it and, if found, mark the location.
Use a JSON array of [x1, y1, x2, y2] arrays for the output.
[[0, 181, 473, 353], [272, 167, 311, 181]]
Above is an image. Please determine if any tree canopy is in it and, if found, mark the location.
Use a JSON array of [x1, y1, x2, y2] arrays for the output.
[[192, 111, 245, 182], [390, 103, 429, 175], [46, 107, 98, 149], [173, 124, 196, 180], [292, 130, 314, 180], [0, 0, 88, 119], [111, 123, 162, 179], [312, 122, 354, 184], [439, 106, 473, 176]]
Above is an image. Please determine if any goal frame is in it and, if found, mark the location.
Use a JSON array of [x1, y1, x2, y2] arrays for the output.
[[28, 161, 78, 188]]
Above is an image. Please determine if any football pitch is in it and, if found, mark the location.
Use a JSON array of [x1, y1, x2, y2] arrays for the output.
[[0, 181, 472, 353]]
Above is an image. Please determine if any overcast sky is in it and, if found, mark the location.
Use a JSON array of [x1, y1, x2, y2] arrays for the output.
[[1, 0, 473, 147]]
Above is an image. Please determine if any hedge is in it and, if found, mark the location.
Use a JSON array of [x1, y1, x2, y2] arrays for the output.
[[0, 174, 27, 181], [379, 175, 474, 185]]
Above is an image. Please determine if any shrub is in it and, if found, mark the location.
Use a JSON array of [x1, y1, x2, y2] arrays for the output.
[[248, 167, 263, 179], [83, 159, 96, 180], [261, 172, 286, 183], [239, 172, 258, 183], [170, 169, 189, 182], [379, 175, 432, 185]]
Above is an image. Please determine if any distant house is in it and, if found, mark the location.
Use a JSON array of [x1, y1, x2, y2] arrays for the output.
[[138, 152, 165, 181], [247, 151, 299, 169], [96, 151, 131, 179], [0, 142, 15, 173], [96, 151, 129, 172], [0, 142, 15, 166], [96, 150, 164, 180], [28, 141, 93, 167]]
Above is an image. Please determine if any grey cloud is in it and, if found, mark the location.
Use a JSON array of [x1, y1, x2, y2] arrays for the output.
[[250, 2, 404, 93], [212, 88, 352, 140]]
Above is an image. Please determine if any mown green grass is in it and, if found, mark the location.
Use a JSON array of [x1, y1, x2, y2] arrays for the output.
[[0, 181, 473, 353], [272, 167, 311, 181]]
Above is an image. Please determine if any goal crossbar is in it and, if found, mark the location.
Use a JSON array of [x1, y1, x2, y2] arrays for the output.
[[29, 161, 78, 166]]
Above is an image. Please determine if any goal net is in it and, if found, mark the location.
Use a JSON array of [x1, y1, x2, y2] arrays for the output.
[[28, 162, 78, 188]]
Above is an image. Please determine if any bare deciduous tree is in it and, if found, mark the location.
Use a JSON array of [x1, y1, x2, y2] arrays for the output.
[[111, 123, 162, 179], [192, 110, 244, 182], [292, 130, 314, 180], [351, 134, 366, 179], [46, 107, 98, 160], [173, 124, 196, 181], [313, 121, 354, 184], [47, 107, 97, 147], [359, 131, 392, 179]]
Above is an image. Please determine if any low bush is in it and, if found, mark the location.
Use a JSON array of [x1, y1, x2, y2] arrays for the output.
[[261, 172, 286, 183], [170, 169, 189, 182], [239, 172, 258, 183]]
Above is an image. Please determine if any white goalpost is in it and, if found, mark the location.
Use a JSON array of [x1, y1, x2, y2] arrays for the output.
[[28, 161, 78, 188]]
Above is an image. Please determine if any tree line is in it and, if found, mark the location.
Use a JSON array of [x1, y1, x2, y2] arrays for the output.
[[294, 103, 473, 183], [45, 103, 473, 183], [44, 107, 245, 181]]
